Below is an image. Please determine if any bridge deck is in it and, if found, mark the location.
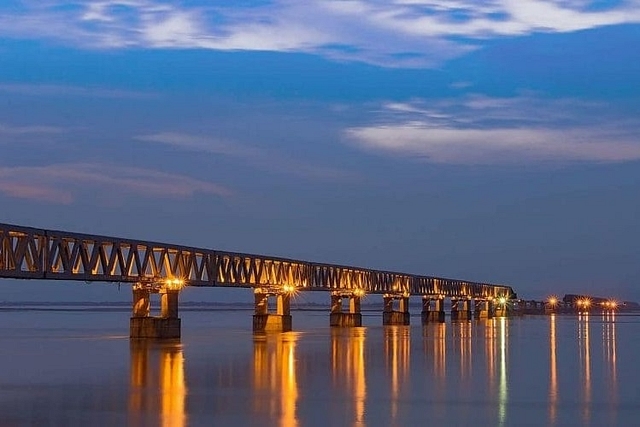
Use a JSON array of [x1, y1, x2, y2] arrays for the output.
[[0, 223, 514, 298]]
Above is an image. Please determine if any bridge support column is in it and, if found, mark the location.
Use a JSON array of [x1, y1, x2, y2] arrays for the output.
[[422, 296, 445, 324], [253, 290, 292, 333], [494, 299, 508, 317], [474, 299, 492, 319], [330, 292, 362, 327], [451, 298, 472, 321], [383, 295, 410, 325], [130, 286, 181, 339]]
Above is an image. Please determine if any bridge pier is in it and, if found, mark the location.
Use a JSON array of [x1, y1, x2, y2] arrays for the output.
[[451, 298, 472, 321], [130, 286, 181, 339], [383, 295, 410, 325], [330, 292, 362, 327], [253, 290, 292, 333], [421, 296, 445, 324], [474, 299, 492, 319], [494, 299, 508, 317]]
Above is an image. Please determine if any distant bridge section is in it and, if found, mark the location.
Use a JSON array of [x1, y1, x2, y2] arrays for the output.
[[0, 222, 514, 299]]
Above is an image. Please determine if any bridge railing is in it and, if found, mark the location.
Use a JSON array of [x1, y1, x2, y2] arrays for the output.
[[0, 222, 514, 298]]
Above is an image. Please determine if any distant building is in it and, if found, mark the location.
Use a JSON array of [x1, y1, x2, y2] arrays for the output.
[[563, 294, 639, 311]]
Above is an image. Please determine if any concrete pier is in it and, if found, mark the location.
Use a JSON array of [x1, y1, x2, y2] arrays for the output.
[[421, 297, 445, 323], [330, 293, 362, 327], [494, 301, 508, 317], [451, 298, 472, 321], [130, 286, 181, 339], [383, 295, 410, 325], [474, 300, 492, 319], [253, 290, 292, 333], [130, 317, 181, 339]]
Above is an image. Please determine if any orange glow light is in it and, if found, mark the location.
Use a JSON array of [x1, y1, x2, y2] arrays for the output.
[[353, 288, 366, 298], [164, 278, 185, 291]]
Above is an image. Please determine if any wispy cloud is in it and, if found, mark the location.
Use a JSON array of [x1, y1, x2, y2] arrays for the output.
[[136, 131, 356, 181], [0, 122, 63, 136], [0, 83, 158, 99], [0, 163, 231, 204], [0, 122, 65, 146], [2, 1, 640, 67], [345, 96, 640, 164]]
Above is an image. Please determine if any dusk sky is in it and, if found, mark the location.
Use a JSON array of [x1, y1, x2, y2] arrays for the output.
[[1, 1, 639, 303]]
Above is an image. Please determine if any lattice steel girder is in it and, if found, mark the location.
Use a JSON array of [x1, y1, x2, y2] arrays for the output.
[[0, 222, 515, 298]]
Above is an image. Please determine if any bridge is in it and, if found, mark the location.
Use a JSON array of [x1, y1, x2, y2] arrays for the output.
[[1, 222, 516, 338]]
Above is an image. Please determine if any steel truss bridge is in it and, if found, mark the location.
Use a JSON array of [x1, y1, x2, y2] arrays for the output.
[[0, 223, 514, 299]]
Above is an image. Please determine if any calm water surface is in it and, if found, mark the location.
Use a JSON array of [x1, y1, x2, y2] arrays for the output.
[[0, 308, 638, 426]]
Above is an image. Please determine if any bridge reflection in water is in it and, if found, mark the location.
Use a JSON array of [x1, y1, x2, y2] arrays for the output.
[[578, 313, 591, 424], [252, 332, 300, 427], [331, 328, 367, 427], [121, 314, 622, 426], [384, 326, 410, 424], [549, 314, 558, 425], [602, 312, 618, 425], [129, 340, 187, 427]]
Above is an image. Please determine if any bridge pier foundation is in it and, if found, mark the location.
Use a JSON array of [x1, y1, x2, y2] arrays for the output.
[[383, 295, 410, 325], [130, 287, 181, 339], [253, 290, 292, 333], [474, 300, 492, 319], [451, 298, 472, 321], [421, 296, 445, 323], [330, 293, 362, 327], [494, 302, 508, 317]]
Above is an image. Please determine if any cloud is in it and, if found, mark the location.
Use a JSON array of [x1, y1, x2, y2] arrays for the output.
[[0, 83, 158, 99], [0, 122, 65, 146], [345, 96, 640, 164], [2, 1, 640, 67], [0, 181, 73, 204], [0, 123, 63, 136], [136, 131, 356, 181], [0, 163, 231, 204]]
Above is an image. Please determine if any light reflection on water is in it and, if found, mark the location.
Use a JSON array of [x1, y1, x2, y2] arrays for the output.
[[384, 325, 410, 424], [498, 317, 508, 427], [549, 314, 558, 425], [129, 340, 187, 427], [0, 309, 634, 426], [578, 313, 591, 424], [252, 332, 299, 427], [331, 328, 367, 427]]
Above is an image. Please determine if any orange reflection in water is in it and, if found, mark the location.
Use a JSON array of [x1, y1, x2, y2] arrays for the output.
[[578, 313, 591, 424], [129, 340, 187, 427], [549, 314, 558, 425], [452, 321, 472, 381], [484, 319, 497, 398], [331, 328, 367, 427], [253, 333, 299, 427], [423, 323, 446, 383], [603, 312, 618, 423], [384, 326, 410, 424], [497, 317, 508, 427], [603, 312, 617, 383]]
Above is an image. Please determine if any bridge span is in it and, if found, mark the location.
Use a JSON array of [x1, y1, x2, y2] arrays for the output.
[[1, 222, 515, 338]]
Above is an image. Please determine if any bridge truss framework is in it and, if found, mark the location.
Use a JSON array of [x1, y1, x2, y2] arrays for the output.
[[0, 223, 514, 299]]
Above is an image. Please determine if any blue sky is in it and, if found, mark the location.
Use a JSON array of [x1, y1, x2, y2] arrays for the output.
[[1, 0, 639, 303]]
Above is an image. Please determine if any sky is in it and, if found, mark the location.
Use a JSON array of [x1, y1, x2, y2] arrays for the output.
[[0, 0, 639, 303]]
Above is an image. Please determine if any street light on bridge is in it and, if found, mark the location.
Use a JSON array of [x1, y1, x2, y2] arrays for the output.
[[353, 288, 366, 298], [282, 284, 296, 295], [164, 278, 185, 291]]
